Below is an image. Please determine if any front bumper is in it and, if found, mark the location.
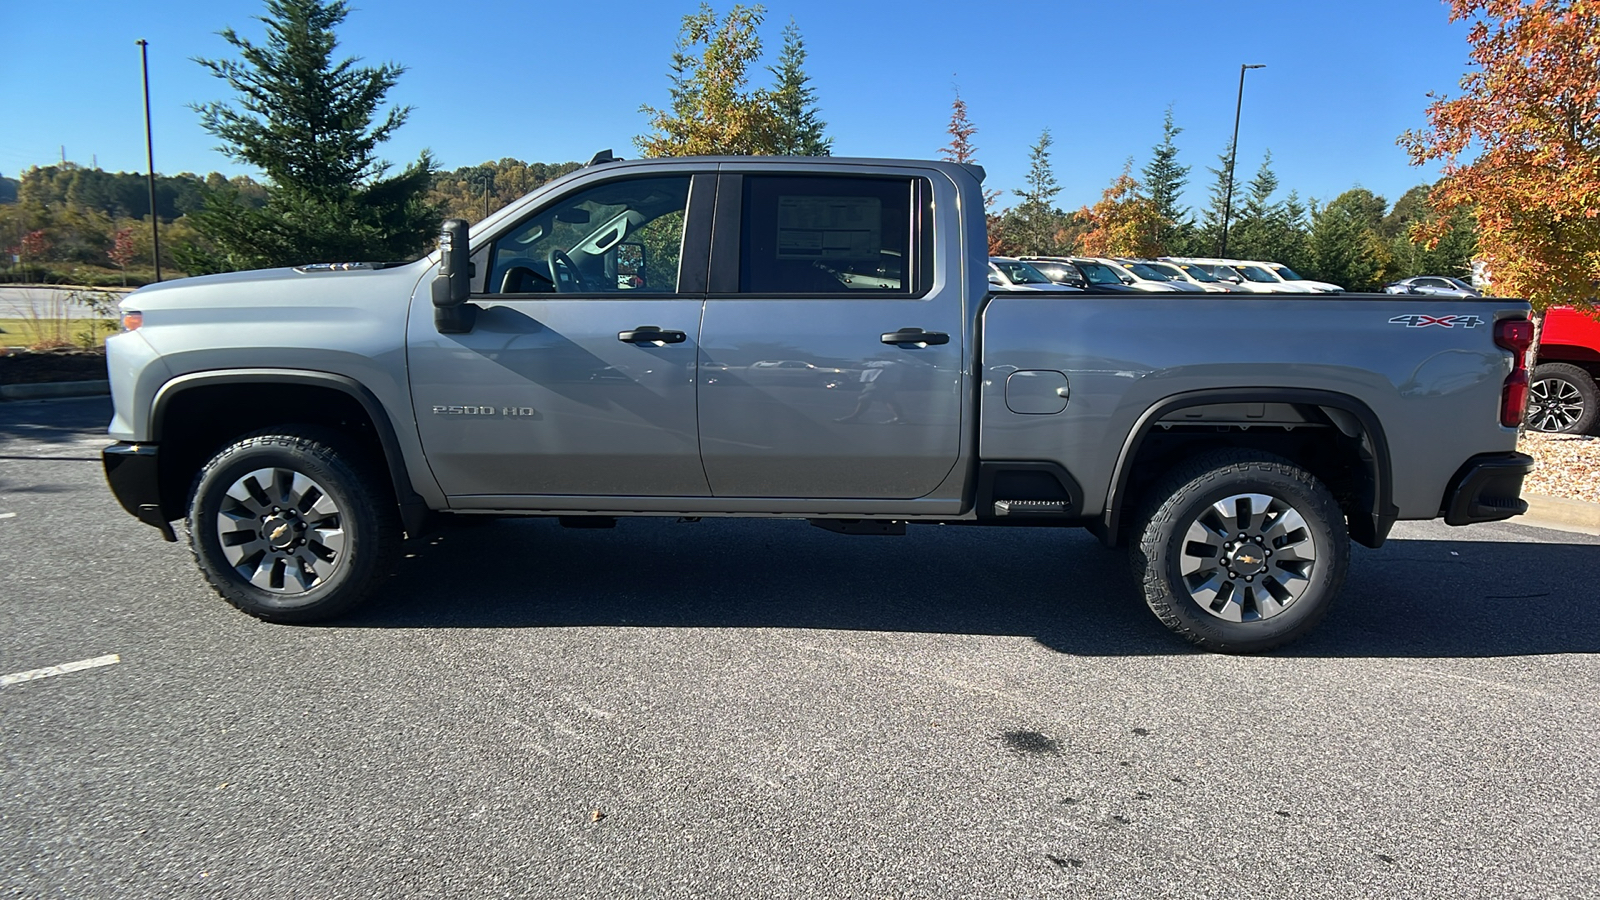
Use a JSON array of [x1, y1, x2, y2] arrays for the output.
[[103, 442, 176, 541], [1441, 452, 1535, 526]]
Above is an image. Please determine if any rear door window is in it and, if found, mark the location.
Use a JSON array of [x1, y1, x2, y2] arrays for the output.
[[738, 175, 928, 296]]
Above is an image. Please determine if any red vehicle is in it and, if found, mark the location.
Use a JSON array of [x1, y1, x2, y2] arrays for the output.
[[1530, 306, 1600, 433]]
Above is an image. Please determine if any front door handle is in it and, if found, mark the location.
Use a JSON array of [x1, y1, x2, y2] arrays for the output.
[[881, 328, 950, 346], [618, 326, 687, 344]]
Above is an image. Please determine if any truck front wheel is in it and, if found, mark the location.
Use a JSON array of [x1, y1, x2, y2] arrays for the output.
[[1130, 451, 1349, 653], [187, 428, 400, 623]]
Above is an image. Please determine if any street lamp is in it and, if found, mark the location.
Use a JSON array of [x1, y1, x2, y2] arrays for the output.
[[137, 40, 161, 282], [1218, 63, 1265, 260]]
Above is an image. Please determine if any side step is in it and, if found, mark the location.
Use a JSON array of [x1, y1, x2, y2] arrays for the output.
[[993, 500, 1072, 517]]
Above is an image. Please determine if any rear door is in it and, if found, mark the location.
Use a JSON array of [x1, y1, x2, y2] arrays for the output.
[[695, 168, 965, 499]]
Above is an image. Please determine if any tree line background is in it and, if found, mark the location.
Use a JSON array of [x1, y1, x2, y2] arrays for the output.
[[0, 0, 1588, 306]]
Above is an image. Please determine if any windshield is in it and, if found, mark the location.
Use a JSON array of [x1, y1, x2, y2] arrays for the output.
[[1125, 263, 1174, 281], [1074, 261, 1124, 285], [1144, 262, 1186, 281], [1270, 264, 1305, 281], [1029, 262, 1081, 284], [993, 260, 1050, 284], [1175, 263, 1221, 283], [1236, 265, 1279, 283]]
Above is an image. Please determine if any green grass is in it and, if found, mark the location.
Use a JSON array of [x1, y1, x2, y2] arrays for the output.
[[0, 317, 117, 349]]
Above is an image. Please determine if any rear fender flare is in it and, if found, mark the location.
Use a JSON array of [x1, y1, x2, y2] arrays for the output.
[[1103, 388, 1396, 548]]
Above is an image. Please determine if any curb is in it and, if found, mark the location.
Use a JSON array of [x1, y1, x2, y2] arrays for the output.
[[0, 380, 111, 401], [1516, 493, 1600, 536]]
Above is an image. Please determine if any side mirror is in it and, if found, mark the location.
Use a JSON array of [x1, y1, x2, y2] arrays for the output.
[[431, 218, 476, 334], [617, 241, 647, 288], [987, 273, 1004, 286]]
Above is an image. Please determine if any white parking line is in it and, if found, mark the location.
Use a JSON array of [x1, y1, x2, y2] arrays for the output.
[[0, 512, 15, 519], [1, 654, 120, 686]]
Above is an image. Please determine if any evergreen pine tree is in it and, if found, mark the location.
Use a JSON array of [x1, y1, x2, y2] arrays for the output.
[[1141, 106, 1191, 253], [1231, 151, 1283, 260], [187, 0, 438, 271], [1195, 141, 1234, 257], [769, 19, 831, 156], [1308, 188, 1393, 290], [1006, 128, 1065, 256]]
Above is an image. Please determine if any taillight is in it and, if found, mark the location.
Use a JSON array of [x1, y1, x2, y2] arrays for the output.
[[1494, 317, 1533, 427], [1494, 318, 1533, 358], [122, 311, 143, 331]]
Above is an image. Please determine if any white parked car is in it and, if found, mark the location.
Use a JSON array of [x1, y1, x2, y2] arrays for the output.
[[1166, 257, 1313, 294], [1243, 260, 1342, 293], [1148, 259, 1243, 293], [988, 258, 1082, 291], [1113, 259, 1207, 292]]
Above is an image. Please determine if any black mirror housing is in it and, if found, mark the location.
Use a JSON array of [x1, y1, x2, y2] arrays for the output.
[[432, 218, 476, 333]]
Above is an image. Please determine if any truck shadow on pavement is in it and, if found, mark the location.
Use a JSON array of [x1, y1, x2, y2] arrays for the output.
[[346, 516, 1600, 658]]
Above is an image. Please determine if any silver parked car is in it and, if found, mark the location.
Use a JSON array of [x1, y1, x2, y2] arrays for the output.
[[1385, 276, 1482, 298]]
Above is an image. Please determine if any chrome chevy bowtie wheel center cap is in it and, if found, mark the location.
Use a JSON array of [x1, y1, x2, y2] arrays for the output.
[[261, 513, 301, 550], [1227, 545, 1267, 576]]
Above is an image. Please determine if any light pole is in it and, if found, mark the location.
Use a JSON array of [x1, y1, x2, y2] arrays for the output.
[[1218, 63, 1265, 260], [137, 39, 162, 282]]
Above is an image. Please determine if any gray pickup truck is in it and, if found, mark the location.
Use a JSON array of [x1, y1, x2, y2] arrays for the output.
[[102, 154, 1536, 652]]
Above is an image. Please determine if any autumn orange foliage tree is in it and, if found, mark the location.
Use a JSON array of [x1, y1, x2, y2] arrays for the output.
[[1400, 0, 1600, 311], [1077, 166, 1166, 259]]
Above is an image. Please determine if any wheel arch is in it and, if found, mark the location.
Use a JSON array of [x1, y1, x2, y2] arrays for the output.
[[1103, 388, 1397, 549], [149, 369, 427, 535]]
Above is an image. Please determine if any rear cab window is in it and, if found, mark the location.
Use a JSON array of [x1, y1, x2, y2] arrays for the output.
[[736, 175, 931, 296]]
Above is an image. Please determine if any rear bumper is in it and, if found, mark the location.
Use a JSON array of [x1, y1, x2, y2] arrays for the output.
[[1441, 452, 1534, 526], [103, 442, 177, 541]]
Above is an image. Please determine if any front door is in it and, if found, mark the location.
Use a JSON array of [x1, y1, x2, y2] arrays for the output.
[[408, 173, 712, 499], [696, 171, 965, 499]]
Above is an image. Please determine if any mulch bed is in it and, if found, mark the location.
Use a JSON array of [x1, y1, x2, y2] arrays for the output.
[[1519, 431, 1600, 503], [0, 349, 109, 385]]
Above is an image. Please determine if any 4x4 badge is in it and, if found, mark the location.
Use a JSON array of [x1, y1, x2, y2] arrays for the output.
[[1388, 314, 1485, 329]]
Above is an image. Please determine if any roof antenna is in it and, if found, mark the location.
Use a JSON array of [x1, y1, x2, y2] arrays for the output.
[[585, 149, 621, 167]]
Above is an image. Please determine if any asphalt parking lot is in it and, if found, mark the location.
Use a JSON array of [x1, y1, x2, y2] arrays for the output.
[[2, 397, 1597, 899]]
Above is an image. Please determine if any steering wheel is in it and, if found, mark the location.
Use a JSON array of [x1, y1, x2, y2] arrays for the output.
[[547, 249, 588, 293]]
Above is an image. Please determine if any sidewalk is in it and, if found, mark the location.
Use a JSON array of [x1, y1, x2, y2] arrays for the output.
[[1519, 493, 1600, 536]]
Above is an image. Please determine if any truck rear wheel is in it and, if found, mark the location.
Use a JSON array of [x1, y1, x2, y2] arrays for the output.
[[187, 428, 400, 623], [1130, 451, 1349, 653], [1527, 363, 1598, 434]]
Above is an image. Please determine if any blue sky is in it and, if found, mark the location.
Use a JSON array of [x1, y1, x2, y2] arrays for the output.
[[2, 0, 1475, 215]]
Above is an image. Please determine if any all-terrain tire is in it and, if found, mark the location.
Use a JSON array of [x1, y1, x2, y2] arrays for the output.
[[187, 427, 400, 623], [1129, 450, 1349, 653], [1527, 362, 1599, 435]]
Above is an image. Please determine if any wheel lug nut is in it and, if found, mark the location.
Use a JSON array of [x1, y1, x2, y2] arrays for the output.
[[1245, 576, 1253, 582]]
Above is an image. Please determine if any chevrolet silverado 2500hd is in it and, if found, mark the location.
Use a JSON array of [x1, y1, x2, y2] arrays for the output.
[[101, 154, 1536, 652]]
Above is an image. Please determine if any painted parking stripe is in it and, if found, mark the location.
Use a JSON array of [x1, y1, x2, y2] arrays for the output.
[[1, 654, 120, 686], [0, 512, 15, 519]]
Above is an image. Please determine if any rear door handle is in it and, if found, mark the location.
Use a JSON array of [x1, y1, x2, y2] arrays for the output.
[[881, 328, 949, 346], [618, 326, 687, 344]]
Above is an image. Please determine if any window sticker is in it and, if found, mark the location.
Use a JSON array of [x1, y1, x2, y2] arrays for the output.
[[776, 195, 881, 259]]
